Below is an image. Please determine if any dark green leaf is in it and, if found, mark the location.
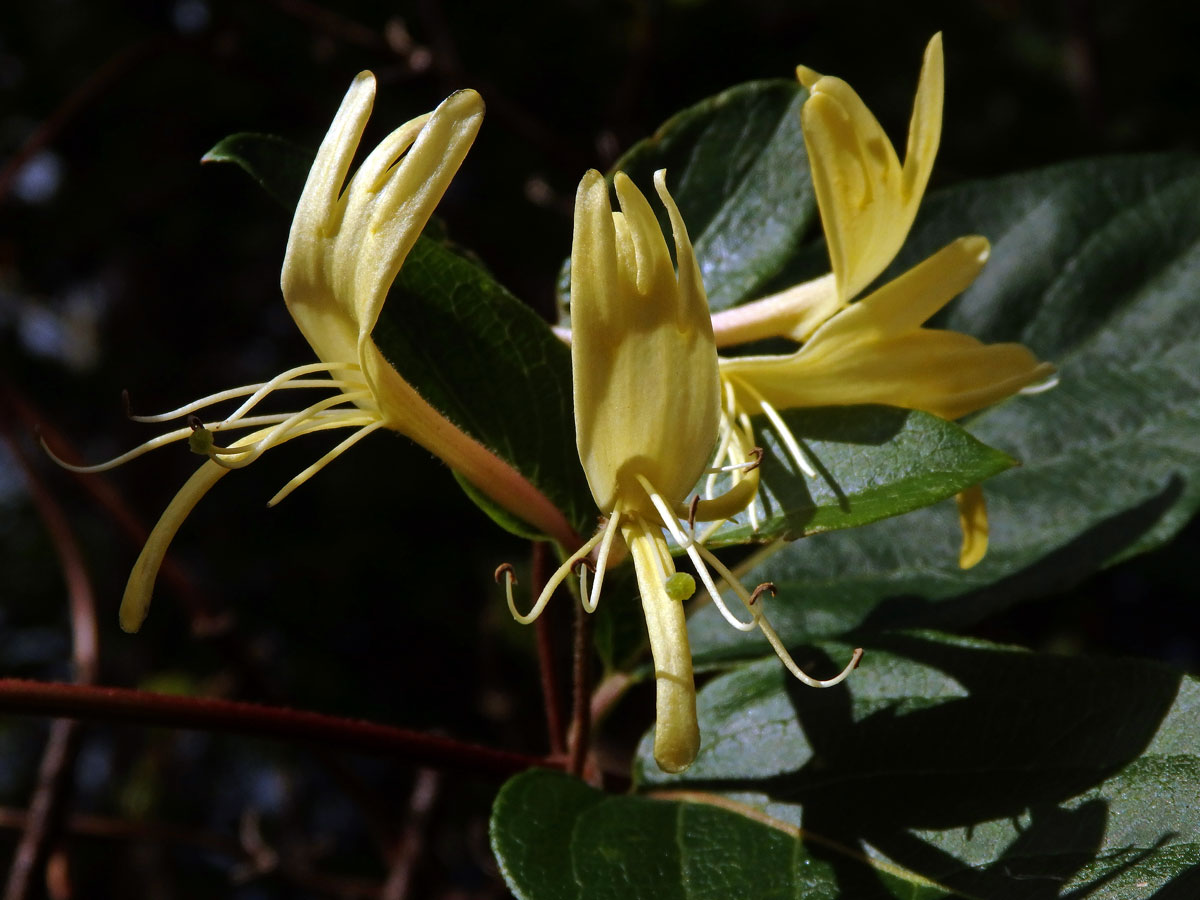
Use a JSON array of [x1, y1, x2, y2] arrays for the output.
[[691, 155, 1200, 655], [491, 769, 954, 900], [561, 80, 817, 314], [634, 632, 1199, 899], [201, 132, 312, 208], [491, 769, 605, 900], [700, 406, 1015, 548], [377, 237, 595, 537]]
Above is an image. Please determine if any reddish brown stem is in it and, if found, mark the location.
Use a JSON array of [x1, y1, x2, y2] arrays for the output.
[[380, 768, 440, 900], [532, 542, 567, 756], [0, 400, 100, 900], [566, 602, 594, 779], [0, 680, 556, 778]]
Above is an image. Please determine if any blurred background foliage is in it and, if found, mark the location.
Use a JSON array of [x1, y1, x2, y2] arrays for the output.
[[1, 0, 1198, 896]]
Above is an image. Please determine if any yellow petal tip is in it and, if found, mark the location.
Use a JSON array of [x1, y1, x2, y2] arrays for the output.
[[796, 64, 822, 88]]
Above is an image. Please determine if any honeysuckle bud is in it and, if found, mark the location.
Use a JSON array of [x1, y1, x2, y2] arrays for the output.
[[50, 72, 575, 632]]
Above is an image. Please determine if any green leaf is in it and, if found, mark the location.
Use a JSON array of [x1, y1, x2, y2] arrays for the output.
[[203, 132, 595, 538], [631, 632, 1199, 899], [376, 237, 595, 537], [491, 769, 954, 900], [700, 405, 1015, 548], [561, 79, 817, 313], [691, 155, 1200, 656], [491, 769, 606, 900], [201, 133, 312, 208]]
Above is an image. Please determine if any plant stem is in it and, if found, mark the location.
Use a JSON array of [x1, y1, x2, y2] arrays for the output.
[[532, 541, 567, 756], [0, 680, 556, 778], [567, 599, 595, 778]]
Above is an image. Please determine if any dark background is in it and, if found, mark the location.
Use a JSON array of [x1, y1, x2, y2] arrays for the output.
[[1, 1, 1198, 896]]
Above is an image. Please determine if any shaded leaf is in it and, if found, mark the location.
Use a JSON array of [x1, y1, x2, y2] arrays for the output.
[[201, 132, 312, 208], [635, 632, 1199, 899], [701, 405, 1014, 547], [491, 769, 954, 900], [690, 156, 1200, 656], [377, 237, 595, 536]]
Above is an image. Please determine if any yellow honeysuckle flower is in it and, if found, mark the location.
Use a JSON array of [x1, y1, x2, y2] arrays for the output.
[[698, 34, 1053, 568], [716, 235, 1056, 565], [711, 33, 944, 348], [500, 169, 860, 774], [50, 72, 575, 632]]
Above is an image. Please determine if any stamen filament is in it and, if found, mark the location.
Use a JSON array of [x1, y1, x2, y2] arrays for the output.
[[267, 420, 387, 507], [205, 391, 374, 470], [583, 512, 623, 614], [730, 377, 816, 478], [220, 365, 365, 426], [1019, 374, 1061, 395], [117, 416, 367, 633], [705, 458, 761, 475], [505, 529, 605, 625], [42, 412, 339, 473], [757, 614, 864, 688], [723, 574, 863, 689], [126, 361, 364, 423], [635, 474, 757, 633]]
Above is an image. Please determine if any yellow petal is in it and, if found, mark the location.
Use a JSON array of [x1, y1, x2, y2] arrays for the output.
[[281, 81, 484, 367], [801, 33, 944, 303], [710, 273, 840, 347], [802, 235, 989, 353], [571, 169, 720, 513], [345, 89, 484, 336], [956, 486, 989, 569], [722, 237, 1056, 420]]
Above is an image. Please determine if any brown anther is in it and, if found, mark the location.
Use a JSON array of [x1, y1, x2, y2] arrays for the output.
[[187, 414, 204, 431], [746, 447, 764, 471], [748, 582, 777, 606], [687, 494, 700, 531], [574, 556, 596, 574], [493, 562, 517, 585], [121, 388, 133, 419]]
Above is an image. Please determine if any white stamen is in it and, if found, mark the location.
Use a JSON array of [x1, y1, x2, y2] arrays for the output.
[[583, 511, 623, 614], [692, 544, 864, 689], [41, 412, 336, 473], [127, 361, 363, 423], [635, 474, 757, 632], [731, 377, 816, 478], [757, 613, 863, 688], [1019, 374, 1060, 395], [220, 367, 365, 427], [267, 419, 386, 507], [506, 529, 605, 625], [206, 391, 374, 470]]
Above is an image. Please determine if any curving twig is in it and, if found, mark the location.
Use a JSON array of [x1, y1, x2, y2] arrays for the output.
[[1, 395, 100, 900], [0, 679, 556, 778]]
